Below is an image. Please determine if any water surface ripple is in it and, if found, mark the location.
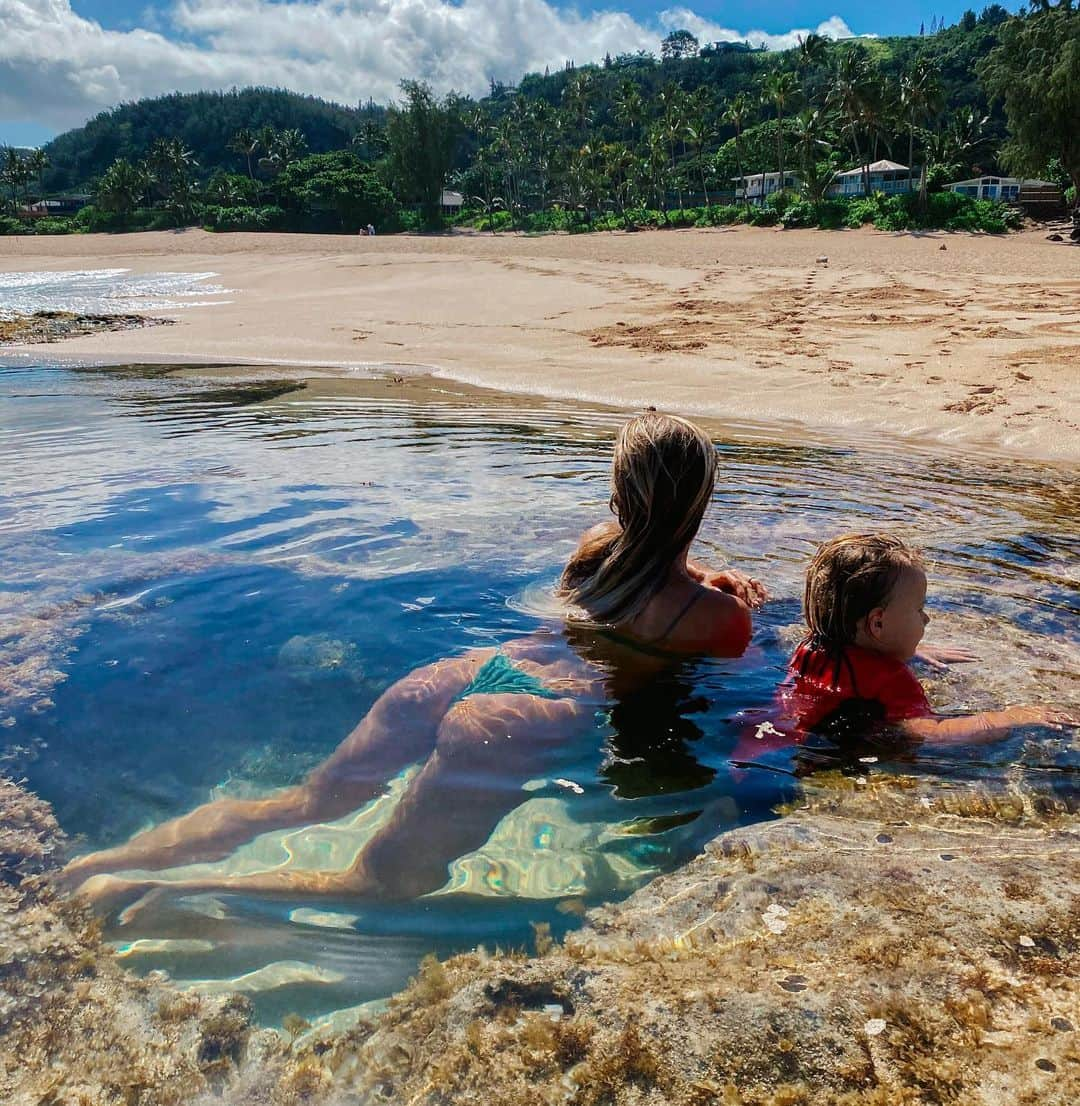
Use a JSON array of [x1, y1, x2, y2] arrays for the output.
[[1, 360, 1076, 1024]]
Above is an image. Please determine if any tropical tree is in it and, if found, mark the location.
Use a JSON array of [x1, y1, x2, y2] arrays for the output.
[[385, 80, 461, 227], [901, 58, 943, 196], [28, 148, 48, 199], [829, 47, 876, 195], [683, 87, 716, 205], [722, 93, 754, 209], [94, 159, 151, 219], [980, 1, 1080, 206], [790, 109, 833, 200], [229, 128, 260, 180], [661, 29, 699, 61], [762, 69, 800, 192]]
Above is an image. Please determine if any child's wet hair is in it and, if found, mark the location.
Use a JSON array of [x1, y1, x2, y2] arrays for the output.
[[804, 533, 925, 648]]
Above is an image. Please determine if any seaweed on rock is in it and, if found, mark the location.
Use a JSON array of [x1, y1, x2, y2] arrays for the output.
[[2, 774, 1078, 1104]]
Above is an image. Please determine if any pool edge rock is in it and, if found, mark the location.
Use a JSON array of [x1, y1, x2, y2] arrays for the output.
[[0, 311, 173, 345], [2, 775, 1077, 1104]]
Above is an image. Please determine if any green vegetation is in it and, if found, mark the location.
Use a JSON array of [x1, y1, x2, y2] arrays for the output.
[[1, 5, 1073, 239]]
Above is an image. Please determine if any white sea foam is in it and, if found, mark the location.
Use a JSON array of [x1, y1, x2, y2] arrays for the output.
[[0, 268, 229, 318]]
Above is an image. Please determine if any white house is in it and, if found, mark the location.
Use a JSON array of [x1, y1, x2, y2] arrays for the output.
[[826, 160, 916, 197], [440, 190, 465, 216], [731, 171, 801, 205], [945, 176, 1060, 203]]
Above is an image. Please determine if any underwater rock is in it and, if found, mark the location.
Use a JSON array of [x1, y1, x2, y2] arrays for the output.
[[277, 634, 360, 682], [3, 774, 1079, 1104], [332, 775, 1079, 1105]]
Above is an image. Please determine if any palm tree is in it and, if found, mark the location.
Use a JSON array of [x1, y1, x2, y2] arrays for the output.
[[901, 58, 943, 195], [229, 129, 259, 180], [723, 93, 753, 209], [94, 159, 151, 219], [763, 70, 800, 195], [28, 148, 48, 200], [790, 109, 833, 201], [828, 47, 875, 196], [796, 32, 829, 77], [272, 128, 307, 169], [683, 87, 716, 206], [613, 79, 645, 147]]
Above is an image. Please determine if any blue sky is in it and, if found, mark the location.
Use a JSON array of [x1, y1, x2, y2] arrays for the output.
[[1, 1, 1018, 147]]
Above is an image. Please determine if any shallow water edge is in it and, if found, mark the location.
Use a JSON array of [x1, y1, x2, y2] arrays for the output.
[[3, 773, 1077, 1105]]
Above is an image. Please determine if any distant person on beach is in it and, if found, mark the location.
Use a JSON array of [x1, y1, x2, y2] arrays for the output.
[[65, 413, 767, 912], [367, 223, 375, 236], [735, 534, 1075, 768]]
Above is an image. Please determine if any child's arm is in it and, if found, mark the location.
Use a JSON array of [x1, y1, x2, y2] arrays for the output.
[[902, 705, 1077, 746]]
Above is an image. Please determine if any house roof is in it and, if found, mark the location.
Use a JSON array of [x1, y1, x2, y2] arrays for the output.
[[730, 171, 800, 182], [440, 190, 464, 205], [947, 176, 1056, 188], [834, 160, 910, 177]]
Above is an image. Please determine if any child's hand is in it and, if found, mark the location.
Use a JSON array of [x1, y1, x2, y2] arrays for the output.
[[1003, 705, 1078, 729], [706, 570, 769, 609], [915, 644, 978, 670]]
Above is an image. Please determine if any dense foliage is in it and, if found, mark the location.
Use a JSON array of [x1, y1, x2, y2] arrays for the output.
[[1, 4, 1072, 238]]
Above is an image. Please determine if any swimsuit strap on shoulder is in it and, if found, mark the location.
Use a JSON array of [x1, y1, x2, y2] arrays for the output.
[[648, 588, 705, 645]]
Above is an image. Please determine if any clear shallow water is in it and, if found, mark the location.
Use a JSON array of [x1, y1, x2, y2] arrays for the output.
[[0, 269, 229, 318], [1, 360, 1077, 1026]]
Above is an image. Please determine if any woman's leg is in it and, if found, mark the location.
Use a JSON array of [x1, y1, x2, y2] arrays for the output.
[[62, 649, 497, 887], [73, 688, 589, 914]]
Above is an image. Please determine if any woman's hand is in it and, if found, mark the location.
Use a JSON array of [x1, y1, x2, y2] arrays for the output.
[[915, 644, 978, 670], [704, 569, 769, 610]]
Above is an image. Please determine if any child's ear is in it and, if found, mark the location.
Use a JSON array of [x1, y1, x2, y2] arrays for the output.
[[865, 608, 886, 640]]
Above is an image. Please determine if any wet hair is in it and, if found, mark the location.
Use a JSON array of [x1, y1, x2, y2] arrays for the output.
[[803, 533, 925, 649], [559, 412, 717, 626]]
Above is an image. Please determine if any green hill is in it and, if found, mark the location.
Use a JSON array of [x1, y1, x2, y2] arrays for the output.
[[43, 88, 381, 192]]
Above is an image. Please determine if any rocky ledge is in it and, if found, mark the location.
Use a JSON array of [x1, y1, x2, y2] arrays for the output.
[[1, 775, 1077, 1105], [0, 311, 173, 345]]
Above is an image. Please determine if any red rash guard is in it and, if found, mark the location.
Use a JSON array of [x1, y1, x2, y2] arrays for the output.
[[730, 641, 933, 765], [784, 640, 933, 732]]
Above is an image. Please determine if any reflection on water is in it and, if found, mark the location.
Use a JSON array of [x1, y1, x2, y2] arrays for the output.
[[1, 360, 1077, 1025]]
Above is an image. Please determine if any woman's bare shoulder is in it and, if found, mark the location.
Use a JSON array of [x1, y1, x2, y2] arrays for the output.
[[686, 587, 753, 657]]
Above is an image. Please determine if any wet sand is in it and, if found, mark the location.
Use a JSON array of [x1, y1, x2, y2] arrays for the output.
[[2, 225, 1078, 459]]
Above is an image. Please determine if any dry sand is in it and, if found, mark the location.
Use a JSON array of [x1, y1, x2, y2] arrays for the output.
[[2, 225, 1078, 460]]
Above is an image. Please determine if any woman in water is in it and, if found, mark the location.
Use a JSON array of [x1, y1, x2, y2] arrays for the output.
[[65, 413, 766, 910]]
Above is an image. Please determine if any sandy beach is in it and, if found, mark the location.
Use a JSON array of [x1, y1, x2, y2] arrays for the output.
[[2, 225, 1078, 460]]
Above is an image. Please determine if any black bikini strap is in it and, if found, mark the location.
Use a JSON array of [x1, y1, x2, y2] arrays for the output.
[[650, 589, 705, 644]]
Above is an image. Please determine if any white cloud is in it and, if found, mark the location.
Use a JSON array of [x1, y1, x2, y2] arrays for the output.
[[0, 0, 862, 137], [658, 9, 867, 52]]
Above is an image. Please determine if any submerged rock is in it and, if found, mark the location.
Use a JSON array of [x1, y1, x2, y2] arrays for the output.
[[2, 774, 1078, 1104]]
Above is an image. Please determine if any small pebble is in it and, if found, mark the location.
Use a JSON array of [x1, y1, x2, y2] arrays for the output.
[[1019, 935, 1036, 948], [1050, 1017, 1072, 1031], [1035, 1058, 1056, 1072], [864, 1019, 887, 1037], [875, 833, 893, 844]]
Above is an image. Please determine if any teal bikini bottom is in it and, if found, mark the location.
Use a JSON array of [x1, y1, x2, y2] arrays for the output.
[[454, 651, 563, 703]]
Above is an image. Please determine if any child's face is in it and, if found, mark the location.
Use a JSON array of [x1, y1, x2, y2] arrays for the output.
[[863, 567, 929, 660]]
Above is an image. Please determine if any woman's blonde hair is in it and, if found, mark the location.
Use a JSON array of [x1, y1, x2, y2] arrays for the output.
[[804, 533, 924, 648], [560, 412, 717, 626]]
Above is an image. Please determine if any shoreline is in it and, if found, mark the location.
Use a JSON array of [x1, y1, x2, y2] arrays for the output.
[[2, 225, 1078, 463]]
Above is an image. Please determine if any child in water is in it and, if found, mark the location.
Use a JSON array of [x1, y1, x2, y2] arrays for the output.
[[783, 533, 1073, 745]]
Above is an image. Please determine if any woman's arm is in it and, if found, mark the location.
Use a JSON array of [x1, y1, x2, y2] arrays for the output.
[[902, 705, 1077, 746]]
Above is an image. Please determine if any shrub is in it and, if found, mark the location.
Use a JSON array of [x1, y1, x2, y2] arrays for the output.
[[765, 188, 798, 216], [203, 205, 285, 232], [779, 199, 816, 228], [747, 206, 778, 226], [0, 215, 28, 235], [32, 217, 76, 235], [814, 199, 848, 229]]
